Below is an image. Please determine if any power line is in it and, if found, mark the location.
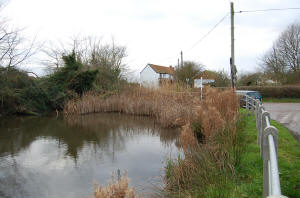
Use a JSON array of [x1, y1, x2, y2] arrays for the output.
[[158, 12, 230, 62], [236, 7, 300, 13], [186, 12, 230, 52], [158, 7, 300, 64]]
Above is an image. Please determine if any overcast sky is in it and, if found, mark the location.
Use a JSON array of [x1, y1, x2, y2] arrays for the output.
[[1, 0, 300, 78]]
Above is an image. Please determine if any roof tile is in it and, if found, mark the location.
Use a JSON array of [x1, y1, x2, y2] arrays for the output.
[[148, 64, 174, 75]]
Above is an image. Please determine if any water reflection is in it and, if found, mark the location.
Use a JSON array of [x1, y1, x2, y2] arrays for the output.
[[0, 113, 180, 198]]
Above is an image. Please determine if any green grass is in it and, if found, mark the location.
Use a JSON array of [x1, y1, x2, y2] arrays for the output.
[[263, 98, 300, 103], [236, 110, 300, 198], [164, 110, 300, 198]]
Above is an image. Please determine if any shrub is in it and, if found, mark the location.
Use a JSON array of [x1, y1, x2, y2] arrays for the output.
[[87, 171, 136, 198], [42, 51, 98, 110], [0, 66, 50, 115]]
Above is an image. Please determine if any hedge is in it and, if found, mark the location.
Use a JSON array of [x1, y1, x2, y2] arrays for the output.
[[237, 86, 300, 98]]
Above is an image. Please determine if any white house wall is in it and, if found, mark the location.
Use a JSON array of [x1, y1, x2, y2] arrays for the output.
[[140, 65, 160, 87]]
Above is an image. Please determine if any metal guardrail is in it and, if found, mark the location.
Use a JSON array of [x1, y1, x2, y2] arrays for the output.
[[242, 95, 288, 198]]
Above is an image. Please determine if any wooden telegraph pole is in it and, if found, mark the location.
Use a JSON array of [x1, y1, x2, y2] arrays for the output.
[[181, 51, 183, 67], [230, 2, 237, 88]]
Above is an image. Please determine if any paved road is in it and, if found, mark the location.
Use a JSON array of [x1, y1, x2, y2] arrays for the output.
[[263, 103, 300, 143]]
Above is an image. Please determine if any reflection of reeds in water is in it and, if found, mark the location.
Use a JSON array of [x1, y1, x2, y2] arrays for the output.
[[64, 113, 180, 148], [88, 171, 136, 198]]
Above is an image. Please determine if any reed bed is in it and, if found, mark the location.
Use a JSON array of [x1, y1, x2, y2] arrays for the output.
[[64, 84, 203, 128], [164, 89, 243, 197], [72, 84, 241, 197]]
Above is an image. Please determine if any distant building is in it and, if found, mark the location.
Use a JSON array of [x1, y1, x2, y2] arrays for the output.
[[140, 64, 174, 87], [193, 70, 216, 87]]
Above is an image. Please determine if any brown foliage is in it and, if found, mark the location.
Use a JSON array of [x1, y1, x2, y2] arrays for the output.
[[64, 84, 201, 128], [164, 89, 240, 197], [88, 171, 136, 198], [68, 85, 240, 197]]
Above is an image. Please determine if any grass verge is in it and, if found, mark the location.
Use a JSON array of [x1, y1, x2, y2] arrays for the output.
[[263, 98, 300, 103], [235, 110, 300, 198], [164, 109, 300, 198]]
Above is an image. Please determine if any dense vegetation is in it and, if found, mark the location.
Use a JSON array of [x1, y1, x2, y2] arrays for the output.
[[164, 109, 300, 198], [0, 66, 49, 115], [0, 51, 103, 116], [164, 88, 240, 197]]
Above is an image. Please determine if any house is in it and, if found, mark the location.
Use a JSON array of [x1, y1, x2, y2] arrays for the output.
[[140, 64, 175, 87]]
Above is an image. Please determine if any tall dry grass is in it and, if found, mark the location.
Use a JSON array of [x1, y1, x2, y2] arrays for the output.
[[71, 84, 241, 197], [88, 171, 136, 198], [64, 84, 202, 128], [164, 89, 243, 197], [65, 84, 238, 137]]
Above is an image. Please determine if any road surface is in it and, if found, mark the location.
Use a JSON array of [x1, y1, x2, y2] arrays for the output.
[[263, 103, 300, 143]]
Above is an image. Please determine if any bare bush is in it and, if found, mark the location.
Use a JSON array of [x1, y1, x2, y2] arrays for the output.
[[87, 171, 136, 198]]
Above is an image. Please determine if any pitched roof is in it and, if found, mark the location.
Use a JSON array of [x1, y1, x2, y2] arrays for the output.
[[194, 70, 217, 79], [148, 64, 175, 75]]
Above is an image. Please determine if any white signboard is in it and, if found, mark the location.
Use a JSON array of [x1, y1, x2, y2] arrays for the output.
[[202, 79, 215, 84], [194, 79, 202, 88], [194, 78, 215, 88]]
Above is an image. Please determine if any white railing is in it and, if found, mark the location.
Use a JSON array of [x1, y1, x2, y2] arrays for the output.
[[242, 95, 288, 198]]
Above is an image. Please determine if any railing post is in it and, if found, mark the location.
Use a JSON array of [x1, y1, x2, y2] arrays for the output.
[[260, 111, 270, 152], [251, 97, 255, 115], [255, 99, 260, 120], [263, 158, 270, 198], [257, 105, 264, 144], [255, 100, 261, 130], [246, 95, 249, 111]]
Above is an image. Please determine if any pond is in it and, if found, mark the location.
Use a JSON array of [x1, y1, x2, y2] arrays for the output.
[[0, 113, 181, 198]]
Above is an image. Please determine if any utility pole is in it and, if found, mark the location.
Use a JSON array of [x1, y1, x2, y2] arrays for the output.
[[181, 51, 183, 67], [230, 2, 237, 88]]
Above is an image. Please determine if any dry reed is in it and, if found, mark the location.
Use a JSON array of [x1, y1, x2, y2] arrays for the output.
[[88, 171, 136, 198], [164, 88, 240, 197], [70, 84, 241, 197], [64, 84, 202, 128]]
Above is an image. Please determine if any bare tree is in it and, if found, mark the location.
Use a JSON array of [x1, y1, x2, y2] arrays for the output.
[[0, 18, 36, 67], [41, 40, 68, 74], [262, 23, 300, 83], [174, 61, 204, 84], [42, 36, 127, 72], [42, 35, 128, 89], [277, 24, 300, 72]]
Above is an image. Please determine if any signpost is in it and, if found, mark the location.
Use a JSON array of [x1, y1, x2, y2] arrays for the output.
[[200, 77, 203, 100], [194, 78, 215, 100]]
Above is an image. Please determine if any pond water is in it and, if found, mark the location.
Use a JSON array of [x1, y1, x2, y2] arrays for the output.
[[0, 113, 181, 198]]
